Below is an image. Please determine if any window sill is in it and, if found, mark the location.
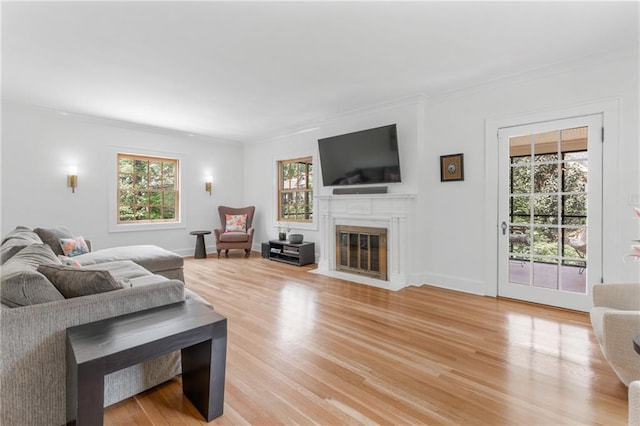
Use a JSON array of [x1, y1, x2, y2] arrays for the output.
[[109, 221, 186, 233], [275, 221, 318, 232]]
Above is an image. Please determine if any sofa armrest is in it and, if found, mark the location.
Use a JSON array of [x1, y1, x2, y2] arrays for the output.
[[0, 280, 185, 426], [593, 283, 640, 310]]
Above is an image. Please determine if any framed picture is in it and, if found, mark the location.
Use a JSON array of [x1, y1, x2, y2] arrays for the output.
[[440, 153, 464, 182]]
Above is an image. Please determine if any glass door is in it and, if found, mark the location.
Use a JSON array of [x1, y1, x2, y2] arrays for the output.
[[497, 115, 602, 311]]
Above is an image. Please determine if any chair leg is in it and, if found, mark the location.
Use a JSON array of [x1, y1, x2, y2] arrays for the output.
[[225, 250, 229, 257], [245, 249, 251, 257], [217, 250, 221, 259]]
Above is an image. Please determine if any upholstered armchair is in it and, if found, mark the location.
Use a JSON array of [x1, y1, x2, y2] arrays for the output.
[[214, 206, 255, 258], [590, 283, 640, 386]]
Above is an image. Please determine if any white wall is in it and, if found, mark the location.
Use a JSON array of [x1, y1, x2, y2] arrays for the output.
[[418, 52, 640, 293], [1, 102, 245, 255], [243, 97, 422, 253], [245, 52, 639, 293]]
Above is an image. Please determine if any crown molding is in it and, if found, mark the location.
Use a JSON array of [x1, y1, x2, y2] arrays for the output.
[[1, 99, 241, 145], [425, 48, 639, 102]]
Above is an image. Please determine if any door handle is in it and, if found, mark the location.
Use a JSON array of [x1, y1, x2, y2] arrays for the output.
[[500, 221, 507, 235]]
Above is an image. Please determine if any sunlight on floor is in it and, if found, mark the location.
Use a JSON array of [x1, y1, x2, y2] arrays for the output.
[[277, 282, 317, 346]]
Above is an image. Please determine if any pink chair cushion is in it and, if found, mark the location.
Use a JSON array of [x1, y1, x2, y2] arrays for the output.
[[219, 232, 249, 243]]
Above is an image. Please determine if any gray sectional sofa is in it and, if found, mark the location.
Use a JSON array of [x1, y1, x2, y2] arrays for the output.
[[0, 226, 206, 426]]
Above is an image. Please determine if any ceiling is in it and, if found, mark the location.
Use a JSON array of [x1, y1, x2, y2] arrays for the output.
[[2, 1, 638, 143]]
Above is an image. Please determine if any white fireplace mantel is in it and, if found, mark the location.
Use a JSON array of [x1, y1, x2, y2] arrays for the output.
[[311, 193, 416, 291]]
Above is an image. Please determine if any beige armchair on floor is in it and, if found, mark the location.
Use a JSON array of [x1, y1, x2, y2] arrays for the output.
[[214, 206, 255, 258], [630, 381, 640, 426], [590, 283, 640, 386]]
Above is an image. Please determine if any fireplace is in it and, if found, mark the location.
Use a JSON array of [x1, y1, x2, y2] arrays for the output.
[[314, 193, 415, 291], [336, 225, 387, 280]]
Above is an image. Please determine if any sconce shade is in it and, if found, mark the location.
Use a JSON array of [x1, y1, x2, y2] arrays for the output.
[[205, 176, 213, 195], [67, 166, 78, 193]]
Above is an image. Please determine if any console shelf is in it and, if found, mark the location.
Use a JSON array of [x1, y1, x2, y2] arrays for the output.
[[264, 240, 315, 266]]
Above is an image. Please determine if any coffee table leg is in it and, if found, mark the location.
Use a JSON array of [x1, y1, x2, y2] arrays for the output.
[[181, 320, 227, 421], [69, 362, 105, 425]]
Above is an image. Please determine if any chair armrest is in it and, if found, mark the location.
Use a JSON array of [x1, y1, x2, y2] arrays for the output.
[[214, 228, 224, 241], [593, 283, 640, 310], [600, 310, 640, 384]]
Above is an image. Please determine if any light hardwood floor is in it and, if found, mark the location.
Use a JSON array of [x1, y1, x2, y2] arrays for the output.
[[104, 252, 629, 425]]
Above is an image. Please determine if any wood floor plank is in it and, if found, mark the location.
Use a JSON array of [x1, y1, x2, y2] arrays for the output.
[[104, 253, 629, 425]]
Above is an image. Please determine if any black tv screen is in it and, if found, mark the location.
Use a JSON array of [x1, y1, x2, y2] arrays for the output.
[[318, 124, 401, 186]]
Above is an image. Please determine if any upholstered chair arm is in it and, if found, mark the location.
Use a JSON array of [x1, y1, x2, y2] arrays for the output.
[[247, 228, 255, 243], [593, 283, 640, 310], [600, 310, 640, 386], [213, 228, 224, 242]]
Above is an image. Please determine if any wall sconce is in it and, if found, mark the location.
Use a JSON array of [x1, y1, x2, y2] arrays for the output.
[[67, 166, 78, 193], [205, 176, 213, 195]]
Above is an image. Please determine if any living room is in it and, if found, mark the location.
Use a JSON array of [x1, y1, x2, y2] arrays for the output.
[[1, 1, 639, 425]]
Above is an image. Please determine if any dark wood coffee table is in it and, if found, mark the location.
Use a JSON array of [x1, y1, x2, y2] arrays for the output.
[[66, 299, 227, 425]]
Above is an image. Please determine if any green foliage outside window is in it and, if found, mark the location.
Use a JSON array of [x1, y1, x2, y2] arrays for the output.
[[510, 151, 588, 265], [118, 154, 179, 223], [279, 157, 313, 222]]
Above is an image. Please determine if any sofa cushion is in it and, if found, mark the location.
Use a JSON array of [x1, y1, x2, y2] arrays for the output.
[[37, 264, 124, 298], [0, 244, 65, 307], [219, 232, 249, 243], [34, 226, 74, 256], [1, 226, 41, 245], [73, 245, 183, 274], [82, 260, 153, 280], [1, 226, 43, 264]]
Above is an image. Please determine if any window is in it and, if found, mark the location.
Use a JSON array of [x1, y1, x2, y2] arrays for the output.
[[278, 156, 313, 222], [117, 153, 179, 223]]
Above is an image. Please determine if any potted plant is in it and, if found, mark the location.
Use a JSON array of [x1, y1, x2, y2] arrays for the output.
[[278, 223, 290, 241]]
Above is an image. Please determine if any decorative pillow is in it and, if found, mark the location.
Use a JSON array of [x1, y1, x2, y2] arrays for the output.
[[58, 254, 81, 267], [1, 244, 65, 307], [37, 264, 124, 298], [225, 214, 247, 233], [34, 226, 74, 256], [59, 236, 90, 257]]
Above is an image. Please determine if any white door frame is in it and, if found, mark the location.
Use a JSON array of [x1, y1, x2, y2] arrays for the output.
[[484, 99, 619, 301], [497, 115, 602, 311]]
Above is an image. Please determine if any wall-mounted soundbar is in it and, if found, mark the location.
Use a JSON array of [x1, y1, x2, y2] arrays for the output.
[[332, 186, 388, 195]]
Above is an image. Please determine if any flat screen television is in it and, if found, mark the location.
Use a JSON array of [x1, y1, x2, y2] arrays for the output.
[[318, 124, 401, 186]]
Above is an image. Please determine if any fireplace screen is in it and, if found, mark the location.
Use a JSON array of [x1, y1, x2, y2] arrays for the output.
[[336, 226, 387, 280]]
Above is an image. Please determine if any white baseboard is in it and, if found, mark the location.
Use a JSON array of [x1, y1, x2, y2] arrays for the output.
[[414, 272, 487, 296]]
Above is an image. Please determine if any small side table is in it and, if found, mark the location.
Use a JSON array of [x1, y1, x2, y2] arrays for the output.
[[190, 230, 211, 259]]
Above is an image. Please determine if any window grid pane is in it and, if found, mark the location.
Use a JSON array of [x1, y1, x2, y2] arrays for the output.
[[117, 153, 179, 223], [278, 157, 313, 222]]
